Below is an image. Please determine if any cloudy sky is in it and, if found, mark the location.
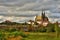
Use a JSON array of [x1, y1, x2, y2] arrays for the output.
[[0, 0, 60, 23]]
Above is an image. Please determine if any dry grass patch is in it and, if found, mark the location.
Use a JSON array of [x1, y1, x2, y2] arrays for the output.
[[7, 36, 23, 40]]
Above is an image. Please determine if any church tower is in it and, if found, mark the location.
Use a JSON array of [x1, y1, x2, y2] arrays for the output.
[[35, 10, 49, 25], [42, 11, 46, 21], [35, 14, 42, 22]]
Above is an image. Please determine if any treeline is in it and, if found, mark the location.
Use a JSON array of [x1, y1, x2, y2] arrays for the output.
[[0, 21, 60, 33]]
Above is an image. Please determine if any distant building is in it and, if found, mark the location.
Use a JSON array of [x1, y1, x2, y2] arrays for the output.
[[27, 20, 34, 25], [27, 11, 49, 26], [35, 11, 49, 26]]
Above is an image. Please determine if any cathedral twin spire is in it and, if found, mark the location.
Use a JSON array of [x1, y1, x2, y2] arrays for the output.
[[35, 10, 46, 21], [42, 10, 46, 20]]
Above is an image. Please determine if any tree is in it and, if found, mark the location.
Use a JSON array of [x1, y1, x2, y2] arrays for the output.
[[47, 23, 55, 32], [55, 22, 59, 38]]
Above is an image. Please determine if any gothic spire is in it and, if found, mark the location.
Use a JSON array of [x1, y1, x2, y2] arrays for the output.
[[43, 11, 45, 17], [42, 10, 44, 17]]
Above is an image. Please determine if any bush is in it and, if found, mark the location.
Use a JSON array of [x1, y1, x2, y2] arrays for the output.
[[0, 32, 6, 40], [0, 30, 29, 40], [47, 23, 55, 32], [5, 28, 17, 32], [8, 31, 28, 38], [37, 27, 47, 32]]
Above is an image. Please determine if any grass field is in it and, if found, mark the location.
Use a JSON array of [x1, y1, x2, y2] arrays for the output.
[[0, 31, 60, 40], [23, 32, 60, 40]]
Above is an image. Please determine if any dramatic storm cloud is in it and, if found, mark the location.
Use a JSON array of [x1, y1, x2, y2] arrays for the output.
[[0, 0, 60, 23]]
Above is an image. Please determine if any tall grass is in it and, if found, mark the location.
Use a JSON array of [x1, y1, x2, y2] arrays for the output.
[[0, 30, 29, 40]]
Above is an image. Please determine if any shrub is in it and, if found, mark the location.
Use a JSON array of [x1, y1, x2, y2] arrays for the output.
[[0, 32, 6, 40], [0, 30, 29, 40], [39, 27, 47, 32], [8, 31, 28, 38], [47, 24, 55, 32], [5, 28, 17, 32]]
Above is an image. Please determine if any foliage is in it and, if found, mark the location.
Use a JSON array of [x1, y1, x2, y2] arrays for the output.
[[0, 30, 29, 40], [38, 27, 47, 32], [5, 28, 17, 32], [46, 23, 55, 32], [23, 32, 60, 40]]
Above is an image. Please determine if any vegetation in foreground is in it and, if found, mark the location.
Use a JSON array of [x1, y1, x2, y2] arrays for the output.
[[0, 30, 29, 40], [0, 30, 60, 40], [0, 21, 60, 40], [23, 33, 60, 40]]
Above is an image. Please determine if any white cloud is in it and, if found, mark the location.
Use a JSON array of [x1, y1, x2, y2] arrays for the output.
[[0, 0, 60, 23]]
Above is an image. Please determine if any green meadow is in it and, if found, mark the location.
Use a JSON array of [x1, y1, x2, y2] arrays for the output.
[[0, 32, 60, 40], [0, 22, 60, 40], [23, 32, 60, 40], [0, 30, 60, 40]]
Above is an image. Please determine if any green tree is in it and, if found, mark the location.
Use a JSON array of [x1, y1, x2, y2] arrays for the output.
[[47, 23, 55, 32], [55, 22, 59, 38]]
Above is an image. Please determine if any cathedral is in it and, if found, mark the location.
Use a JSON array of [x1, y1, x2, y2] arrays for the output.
[[27, 11, 49, 26], [35, 11, 49, 26]]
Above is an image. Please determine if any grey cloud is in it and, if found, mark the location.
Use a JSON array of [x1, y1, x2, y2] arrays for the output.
[[0, 0, 60, 22], [19, 17, 34, 22], [0, 0, 59, 13], [0, 0, 36, 7], [0, 12, 37, 17]]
